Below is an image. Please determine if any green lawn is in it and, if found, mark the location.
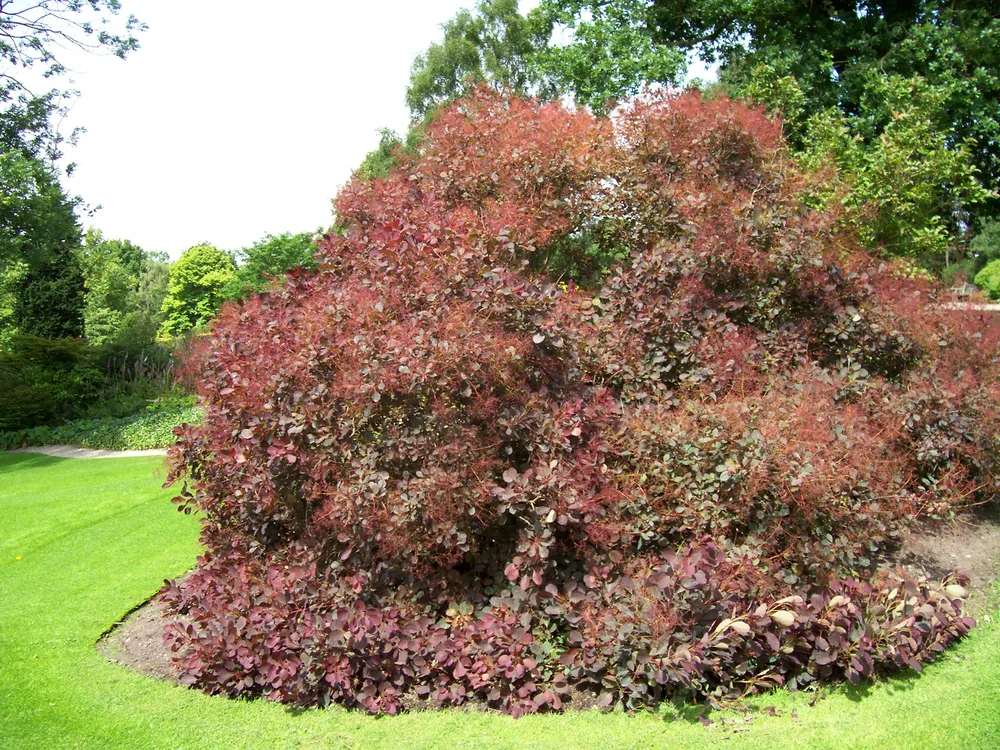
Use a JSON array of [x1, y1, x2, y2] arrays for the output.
[[2, 451, 999, 749]]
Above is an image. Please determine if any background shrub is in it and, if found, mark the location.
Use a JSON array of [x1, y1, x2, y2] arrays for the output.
[[0, 335, 100, 430], [974, 259, 1000, 300], [0, 332, 189, 433], [970, 218, 1000, 272], [163, 90, 999, 716]]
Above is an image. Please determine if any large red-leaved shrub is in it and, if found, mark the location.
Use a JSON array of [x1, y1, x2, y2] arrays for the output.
[[162, 90, 999, 716]]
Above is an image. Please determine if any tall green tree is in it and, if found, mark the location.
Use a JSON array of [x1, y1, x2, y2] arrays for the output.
[[1, 0, 144, 177], [406, 0, 550, 119], [1, 0, 142, 125], [0, 148, 80, 271], [0, 149, 83, 341], [134, 251, 170, 316], [407, 1, 688, 117], [9, 243, 85, 339], [538, 0, 1000, 248], [78, 229, 150, 345], [773, 71, 992, 262], [1, 0, 143, 272], [531, 0, 685, 112], [159, 244, 236, 338], [1, 1, 143, 345], [221, 231, 318, 301], [113, 250, 169, 346]]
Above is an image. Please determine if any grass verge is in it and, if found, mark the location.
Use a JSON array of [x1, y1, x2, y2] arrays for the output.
[[1, 452, 998, 749]]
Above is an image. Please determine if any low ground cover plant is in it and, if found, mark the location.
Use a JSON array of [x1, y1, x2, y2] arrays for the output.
[[0, 398, 201, 451], [163, 90, 1000, 716]]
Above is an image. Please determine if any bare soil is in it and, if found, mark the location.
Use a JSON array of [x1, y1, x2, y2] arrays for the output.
[[887, 506, 1000, 618], [97, 594, 186, 682], [97, 508, 1000, 688]]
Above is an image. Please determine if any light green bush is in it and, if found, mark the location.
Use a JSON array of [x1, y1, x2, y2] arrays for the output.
[[159, 244, 236, 337], [974, 259, 1000, 300]]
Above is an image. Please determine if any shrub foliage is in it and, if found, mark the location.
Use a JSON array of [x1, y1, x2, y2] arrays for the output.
[[974, 259, 1000, 301], [163, 90, 999, 716]]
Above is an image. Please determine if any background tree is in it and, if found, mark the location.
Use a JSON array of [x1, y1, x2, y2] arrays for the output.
[[1, 0, 144, 186], [543, 0, 1000, 258], [409, 0, 999, 265], [406, 0, 690, 118], [78, 229, 154, 345], [1, 0, 140, 180], [406, 0, 549, 119], [9, 243, 84, 338], [1, 0, 144, 351], [114, 249, 169, 347], [1, 0, 143, 309], [1, 0, 141, 81], [159, 244, 236, 338], [530, 0, 685, 113], [354, 128, 423, 182], [221, 231, 318, 302], [0, 146, 82, 272], [782, 72, 992, 265], [0, 148, 83, 341]]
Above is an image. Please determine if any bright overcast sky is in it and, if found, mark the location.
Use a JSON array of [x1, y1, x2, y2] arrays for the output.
[[54, 0, 522, 259]]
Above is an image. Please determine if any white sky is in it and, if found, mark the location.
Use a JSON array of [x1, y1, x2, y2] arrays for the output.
[[52, 1, 495, 259], [40, 0, 711, 261]]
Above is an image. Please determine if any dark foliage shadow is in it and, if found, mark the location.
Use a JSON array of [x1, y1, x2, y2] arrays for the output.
[[0, 451, 67, 474]]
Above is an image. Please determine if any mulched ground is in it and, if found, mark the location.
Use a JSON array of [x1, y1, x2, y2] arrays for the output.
[[97, 509, 1000, 686]]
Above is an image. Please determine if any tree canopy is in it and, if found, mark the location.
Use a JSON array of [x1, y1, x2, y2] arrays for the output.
[[1, 0, 143, 283], [532, 0, 685, 112], [0, 147, 80, 271], [406, 0, 548, 119], [0, 147, 82, 342], [158, 244, 236, 338], [221, 232, 318, 302], [8, 241, 84, 339], [406, 0, 999, 263], [78, 229, 165, 345], [1, 0, 143, 97], [1, 0, 144, 170]]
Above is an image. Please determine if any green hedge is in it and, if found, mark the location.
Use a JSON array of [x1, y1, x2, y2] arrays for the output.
[[0, 403, 202, 452]]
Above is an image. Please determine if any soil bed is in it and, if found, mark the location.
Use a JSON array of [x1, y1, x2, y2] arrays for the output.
[[889, 506, 1000, 618]]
